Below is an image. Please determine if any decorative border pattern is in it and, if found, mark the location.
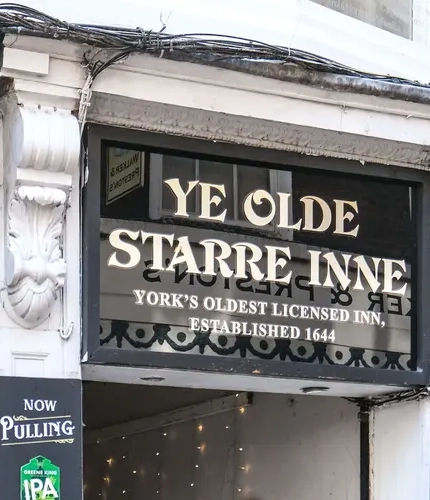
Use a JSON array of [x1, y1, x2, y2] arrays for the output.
[[100, 320, 412, 371]]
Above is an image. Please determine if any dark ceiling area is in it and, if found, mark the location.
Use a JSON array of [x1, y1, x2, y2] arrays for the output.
[[83, 381, 230, 430]]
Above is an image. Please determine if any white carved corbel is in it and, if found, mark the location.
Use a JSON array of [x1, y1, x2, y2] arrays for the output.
[[2, 102, 80, 329]]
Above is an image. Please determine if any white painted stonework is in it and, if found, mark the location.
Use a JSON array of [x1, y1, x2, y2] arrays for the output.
[[0, 93, 81, 379], [1, 33, 430, 381], [3, 105, 79, 329], [370, 399, 430, 500], [3, 35, 430, 169]]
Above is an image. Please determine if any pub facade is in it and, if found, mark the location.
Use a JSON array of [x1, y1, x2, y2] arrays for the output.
[[1, 4, 430, 500]]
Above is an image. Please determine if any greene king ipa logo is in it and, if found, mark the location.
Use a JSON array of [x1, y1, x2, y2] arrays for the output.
[[20, 456, 60, 500]]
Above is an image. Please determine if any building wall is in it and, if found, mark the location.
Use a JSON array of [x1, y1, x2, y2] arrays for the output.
[[0, 97, 82, 381], [10, 0, 430, 81], [370, 399, 430, 500], [84, 393, 360, 500]]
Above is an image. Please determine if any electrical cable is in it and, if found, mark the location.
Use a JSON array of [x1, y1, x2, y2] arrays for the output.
[[0, 3, 428, 88], [346, 385, 430, 409]]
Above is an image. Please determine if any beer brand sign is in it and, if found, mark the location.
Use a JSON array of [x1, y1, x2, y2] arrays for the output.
[[21, 456, 60, 500], [0, 378, 82, 500]]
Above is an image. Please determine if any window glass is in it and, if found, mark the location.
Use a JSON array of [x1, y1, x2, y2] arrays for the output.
[[162, 155, 196, 213], [198, 160, 235, 218], [237, 165, 271, 220]]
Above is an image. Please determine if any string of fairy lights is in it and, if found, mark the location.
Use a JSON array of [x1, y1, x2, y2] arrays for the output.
[[90, 399, 249, 499]]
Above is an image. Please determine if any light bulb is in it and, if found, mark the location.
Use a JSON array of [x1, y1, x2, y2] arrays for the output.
[[195, 465, 199, 468], [239, 407, 245, 414], [163, 433, 167, 436], [239, 448, 243, 452], [156, 452, 160, 456], [197, 424, 203, 432], [122, 491, 126, 494], [106, 458, 113, 466], [225, 425, 230, 429], [237, 488, 242, 492], [197, 446, 201, 450], [133, 471, 137, 474], [122, 455, 126, 459], [122, 437, 126, 440], [235, 394, 239, 397], [191, 483, 194, 487]]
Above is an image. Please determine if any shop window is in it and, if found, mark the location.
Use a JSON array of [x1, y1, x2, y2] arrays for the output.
[[148, 153, 293, 237], [92, 132, 421, 377], [100, 145, 414, 262]]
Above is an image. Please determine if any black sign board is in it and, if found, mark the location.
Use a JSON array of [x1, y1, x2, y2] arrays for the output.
[[83, 126, 430, 388], [0, 377, 82, 500]]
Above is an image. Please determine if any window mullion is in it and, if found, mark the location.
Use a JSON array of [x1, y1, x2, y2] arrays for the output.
[[149, 153, 163, 220], [233, 164, 239, 220], [195, 159, 200, 216]]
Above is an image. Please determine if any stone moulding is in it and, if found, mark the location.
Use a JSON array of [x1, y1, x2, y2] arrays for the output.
[[88, 94, 430, 170], [15, 106, 80, 173], [2, 103, 80, 329]]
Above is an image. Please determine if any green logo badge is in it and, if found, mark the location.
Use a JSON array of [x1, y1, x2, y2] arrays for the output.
[[20, 456, 60, 500]]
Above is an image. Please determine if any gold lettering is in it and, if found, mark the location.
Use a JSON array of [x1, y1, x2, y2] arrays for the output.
[[199, 183, 227, 222], [165, 236, 199, 273], [382, 259, 407, 296], [277, 192, 302, 230], [243, 190, 276, 226], [265, 245, 292, 284], [164, 178, 199, 217], [200, 239, 233, 277], [232, 242, 264, 281], [107, 229, 141, 269], [334, 199, 359, 237], [301, 196, 332, 232]]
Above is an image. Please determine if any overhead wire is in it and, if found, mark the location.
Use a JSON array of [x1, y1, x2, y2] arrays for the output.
[[0, 3, 428, 88]]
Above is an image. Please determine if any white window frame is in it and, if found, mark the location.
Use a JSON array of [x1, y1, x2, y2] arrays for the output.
[[148, 153, 294, 241]]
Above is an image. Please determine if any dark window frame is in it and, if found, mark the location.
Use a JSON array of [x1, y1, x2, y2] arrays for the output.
[[83, 123, 430, 388]]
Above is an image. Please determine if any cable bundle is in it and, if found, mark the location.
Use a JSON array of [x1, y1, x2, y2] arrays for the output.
[[0, 3, 428, 87]]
